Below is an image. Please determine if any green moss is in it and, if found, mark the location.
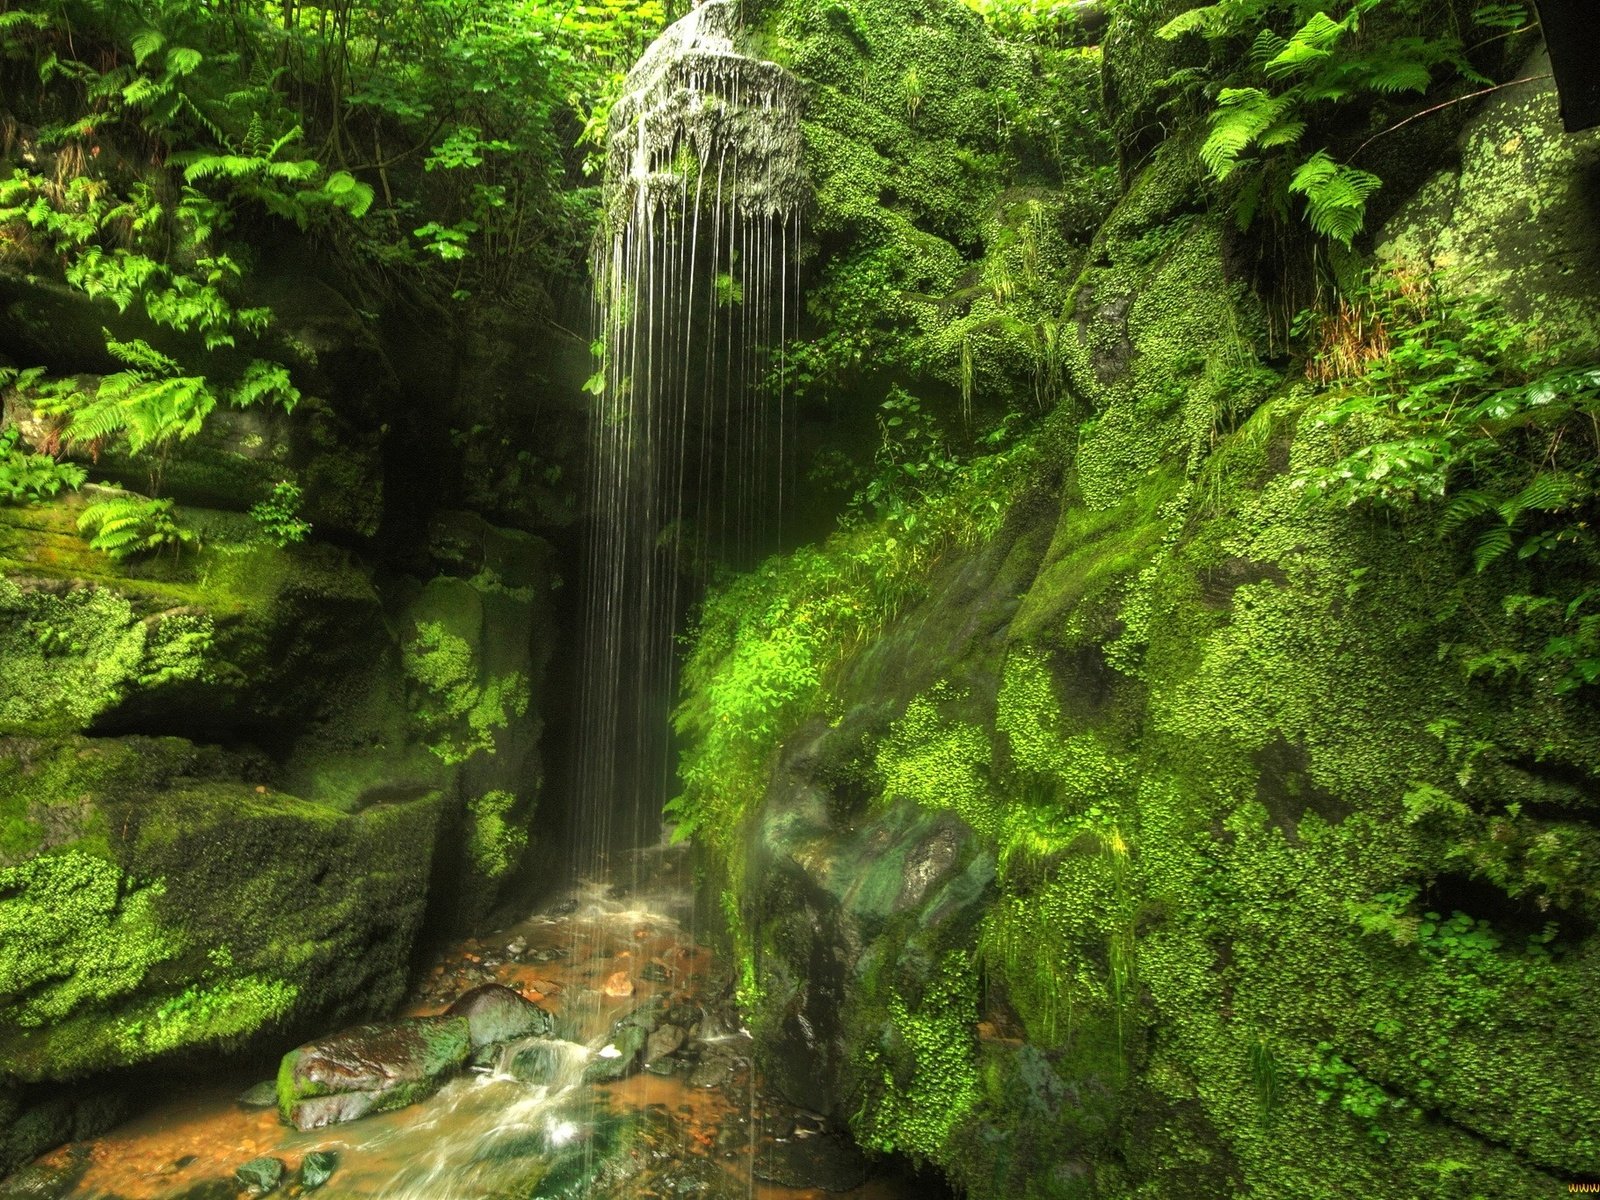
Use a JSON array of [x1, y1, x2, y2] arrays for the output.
[[0, 579, 216, 735], [854, 949, 982, 1160], [0, 851, 177, 1026], [0, 735, 449, 1081], [465, 790, 526, 881], [404, 619, 529, 766], [682, 131, 1600, 1192]]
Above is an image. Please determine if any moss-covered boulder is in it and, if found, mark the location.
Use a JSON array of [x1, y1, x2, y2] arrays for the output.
[[0, 737, 448, 1081], [276, 1015, 471, 1130], [1378, 46, 1600, 343], [445, 982, 553, 1050], [0, 499, 556, 1172]]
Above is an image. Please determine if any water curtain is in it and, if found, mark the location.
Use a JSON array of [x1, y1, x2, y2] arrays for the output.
[[577, 0, 804, 865]]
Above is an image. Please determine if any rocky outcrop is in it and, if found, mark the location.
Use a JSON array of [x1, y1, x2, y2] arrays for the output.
[[683, 20, 1600, 1200]]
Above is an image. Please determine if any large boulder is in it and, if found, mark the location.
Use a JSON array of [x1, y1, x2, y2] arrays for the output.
[[446, 983, 554, 1049], [1378, 45, 1600, 343], [275, 1016, 471, 1131]]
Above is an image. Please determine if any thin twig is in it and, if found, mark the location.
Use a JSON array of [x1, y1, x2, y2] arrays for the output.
[[1348, 74, 1552, 163]]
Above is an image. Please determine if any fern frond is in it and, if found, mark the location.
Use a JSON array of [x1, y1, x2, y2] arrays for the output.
[[1157, 5, 1228, 40], [1249, 29, 1287, 68], [1473, 525, 1514, 572], [1288, 150, 1381, 246], [231, 360, 300, 411], [78, 495, 194, 560], [104, 333, 179, 375], [1502, 473, 1580, 521], [130, 29, 165, 67], [265, 124, 304, 161], [1440, 489, 1495, 534], [1201, 88, 1293, 180]]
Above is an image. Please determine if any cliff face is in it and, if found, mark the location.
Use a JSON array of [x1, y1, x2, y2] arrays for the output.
[[0, 139, 576, 1188], [679, 8, 1600, 1195]]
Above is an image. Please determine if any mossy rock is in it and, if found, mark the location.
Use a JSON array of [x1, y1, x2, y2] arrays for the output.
[[0, 495, 387, 743], [681, 39, 1600, 1193], [0, 735, 448, 1084], [276, 1015, 471, 1130], [1377, 45, 1600, 345]]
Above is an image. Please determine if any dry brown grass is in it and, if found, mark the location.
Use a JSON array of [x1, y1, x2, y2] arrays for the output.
[[1305, 263, 1436, 385]]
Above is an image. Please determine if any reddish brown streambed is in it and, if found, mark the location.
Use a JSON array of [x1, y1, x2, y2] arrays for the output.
[[13, 848, 931, 1200]]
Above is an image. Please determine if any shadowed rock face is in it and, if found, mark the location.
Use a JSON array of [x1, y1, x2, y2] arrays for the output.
[[605, 0, 803, 222]]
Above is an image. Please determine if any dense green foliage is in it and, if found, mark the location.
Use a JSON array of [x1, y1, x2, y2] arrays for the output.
[[673, 1, 1600, 1197], [0, 0, 665, 555], [1158, 0, 1532, 243]]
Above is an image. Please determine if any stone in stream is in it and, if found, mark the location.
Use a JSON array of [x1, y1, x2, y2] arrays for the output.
[[505, 1039, 579, 1086], [234, 1155, 285, 1195], [275, 1015, 471, 1131], [0, 1148, 89, 1199], [644, 1023, 686, 1065], [297, 1150, 339, 1191], [446, 982, 553, 1048], [235, 1080, 278, 1109], [582, 1023, 649, 1083]]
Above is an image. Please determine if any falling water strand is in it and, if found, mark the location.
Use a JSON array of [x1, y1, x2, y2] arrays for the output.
[[570, 0, 802, 1186]]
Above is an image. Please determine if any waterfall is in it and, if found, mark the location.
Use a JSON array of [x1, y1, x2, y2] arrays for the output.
[[573, 0, 804, 872]]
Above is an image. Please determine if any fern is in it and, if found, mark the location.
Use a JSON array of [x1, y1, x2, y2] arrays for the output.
[[1288, 150, 1382, 245], [0, 428, 87, 504], [1162, 0, 1482, 243], [231, 360, 300, 411], [77, 495, 195, 561]]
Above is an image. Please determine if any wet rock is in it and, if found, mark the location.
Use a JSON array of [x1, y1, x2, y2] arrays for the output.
[[446, 983, 554, 1048], [601, 970, 635, 998], [644, 1023, 686, 1064], [686, 1042, 741, 1089], [639, 962, 669, 983], [664, 1001, 703, 1030], [276, 1015, 471, 1131], [583, 1024, 648, 1083], [504, 1039, 584, 1087], [751, 1133, 871, 1192], [297, 1149, 338, 1191], [0, 1148, 88, 1199], [617, 995, 668, 1033], [506, 936, 528, 957], [234, 1155, 285, 1195], [235, 1081, 278, 1109]]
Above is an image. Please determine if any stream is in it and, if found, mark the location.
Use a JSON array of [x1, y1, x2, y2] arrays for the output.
[[11, 844, 936, 1200]]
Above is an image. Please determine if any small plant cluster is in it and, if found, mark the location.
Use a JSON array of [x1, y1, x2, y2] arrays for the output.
[[1294, 269, 1600, 691], [403, 621, 529, 765], [1159, 0, 1531, 244], [76, 494, 195, 561], [0, 425, 86, 503], [249, 481, 311, 547]]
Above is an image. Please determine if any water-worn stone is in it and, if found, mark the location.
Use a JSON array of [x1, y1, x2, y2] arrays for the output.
[[445, 983, 553, 1048], [234, 1155, 284, 1195], [644, 1024, 686, 1065], [235, 1081, 278, 1109], [276, 1016, 471, 1131], [297, 1150, 338, 1191], [751, 1133, 870, 1192], [0, 1147, 88, 1199], [583, 1023, 648, 1083]]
